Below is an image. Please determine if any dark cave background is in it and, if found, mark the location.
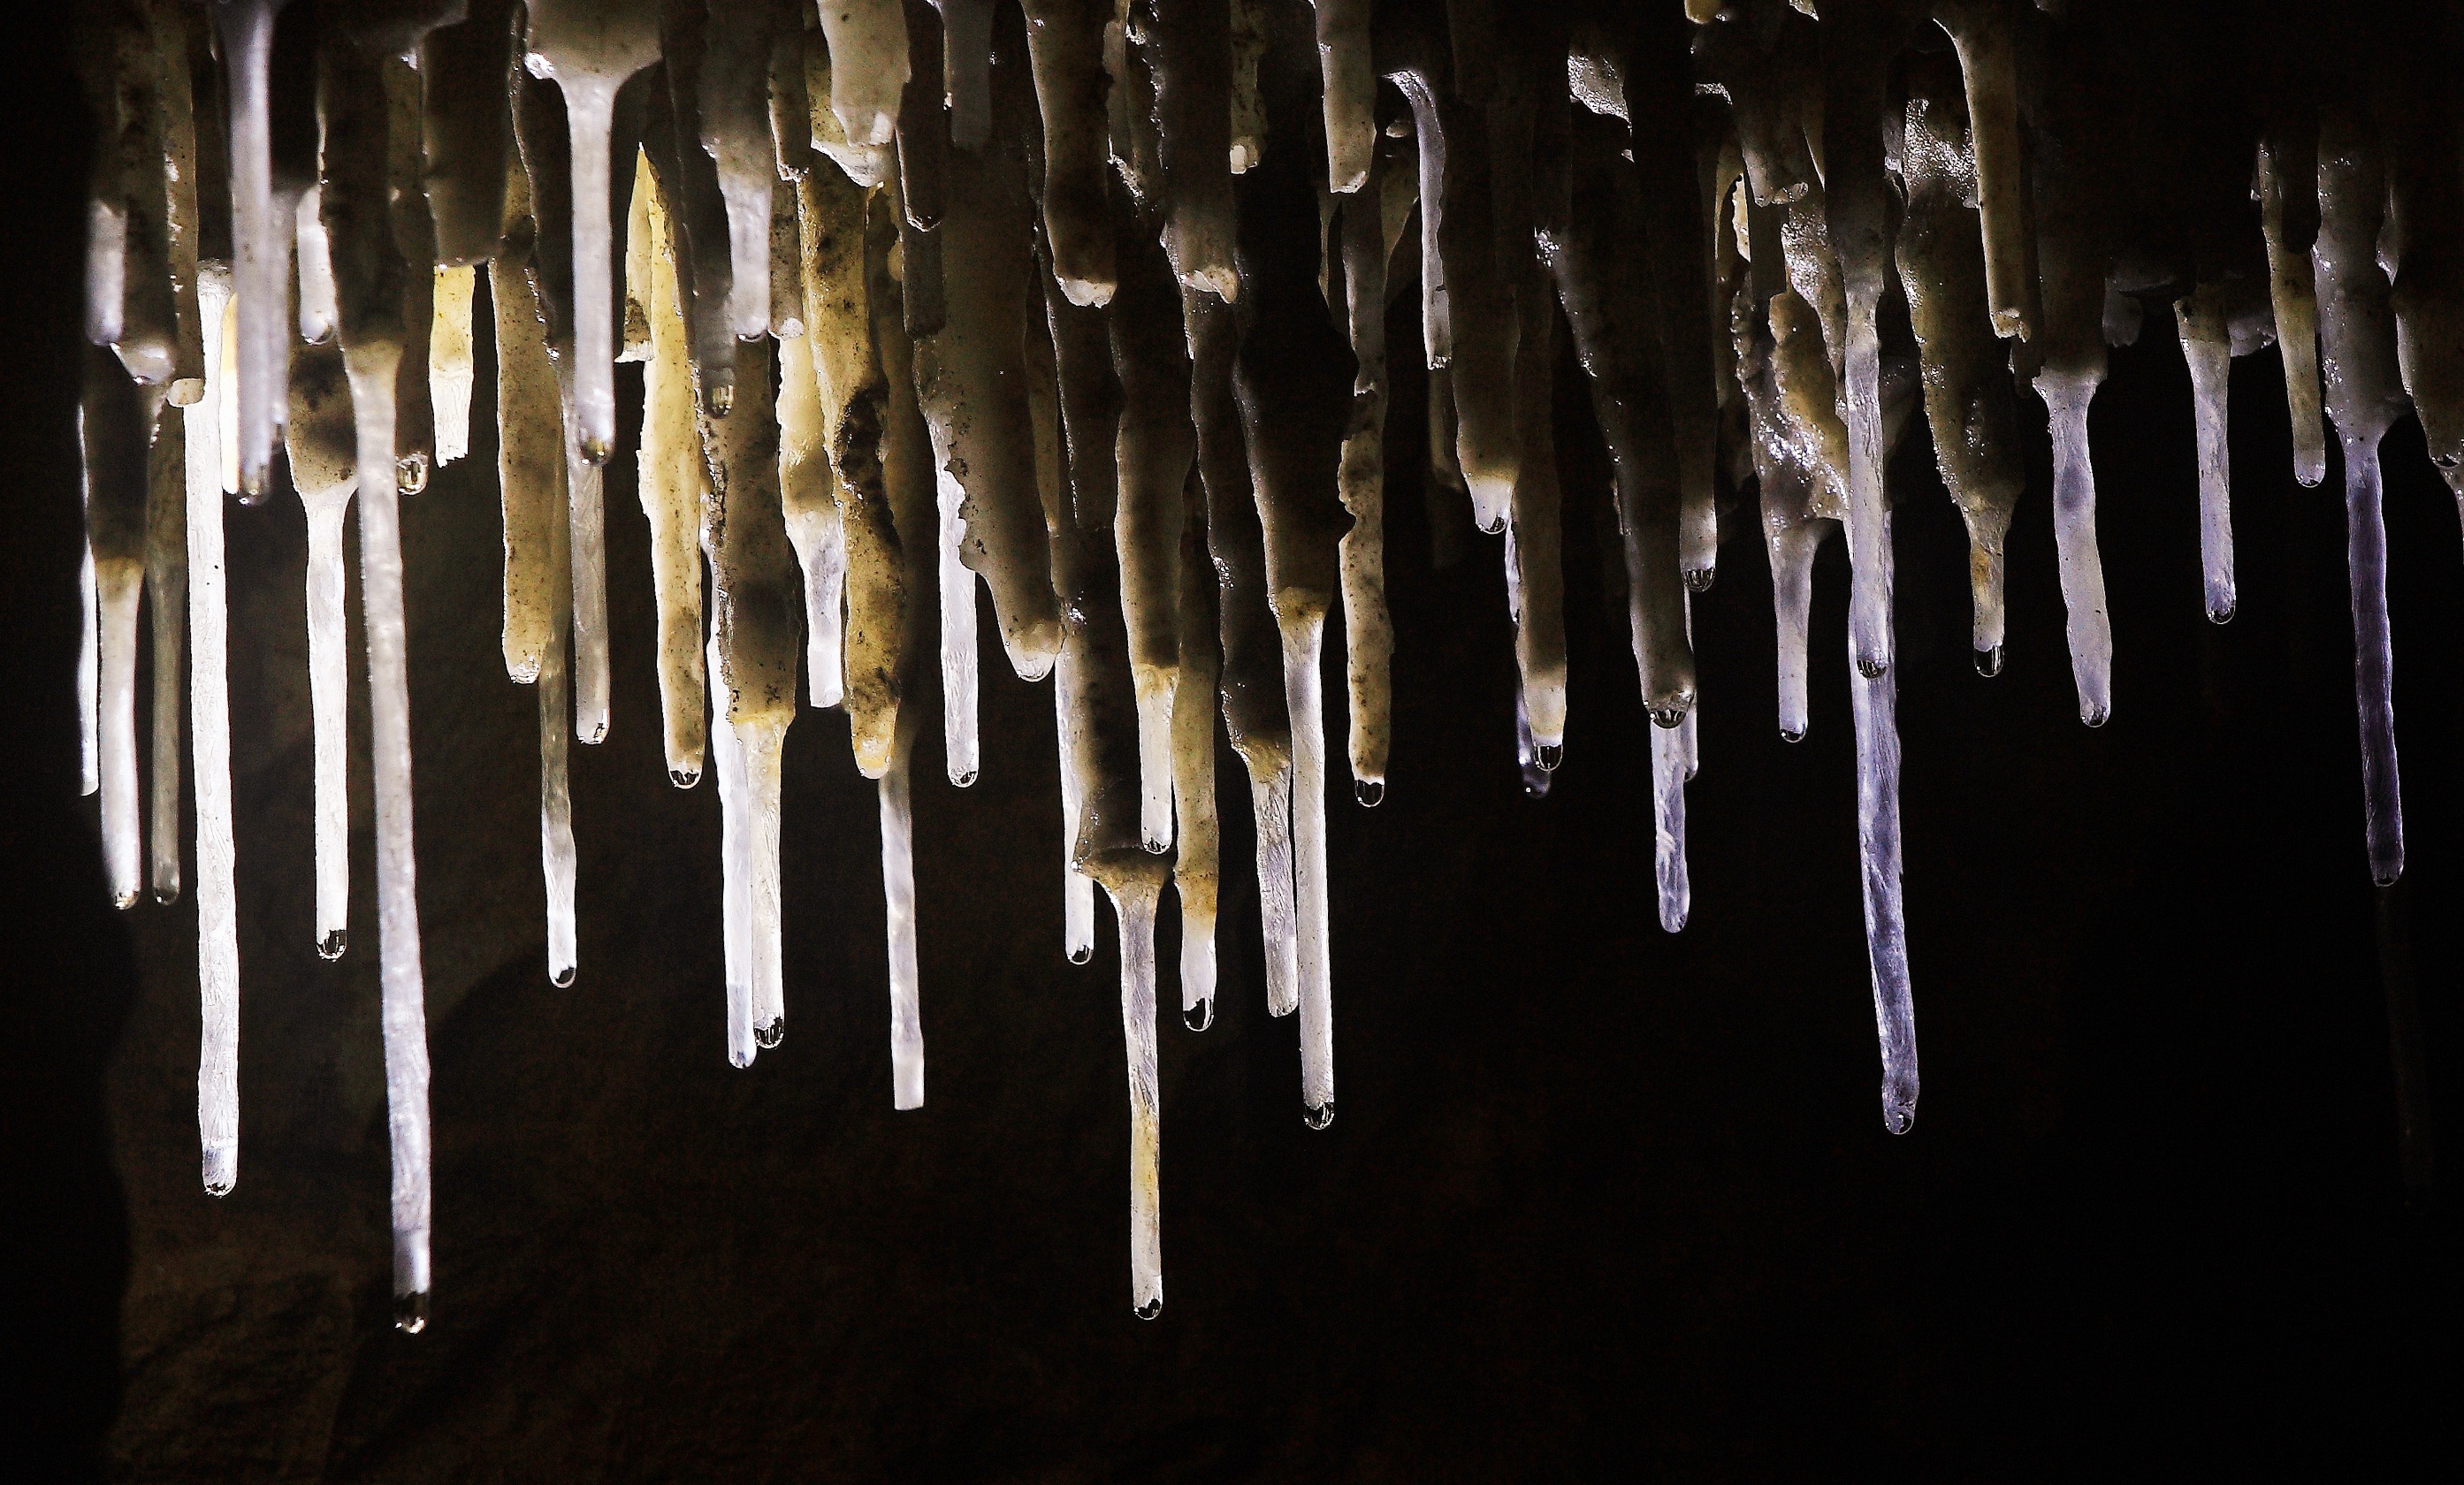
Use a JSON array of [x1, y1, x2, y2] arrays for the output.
[[6, 10, 2460, 1481]]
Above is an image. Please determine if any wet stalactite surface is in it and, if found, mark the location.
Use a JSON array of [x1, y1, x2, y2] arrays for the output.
[[8, 1, 2463, 1477]]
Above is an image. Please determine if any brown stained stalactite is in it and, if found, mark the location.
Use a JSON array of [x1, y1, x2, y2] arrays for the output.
[[802, 24, 893, 187], [1896, 55, 2024, 665], [1018, 0, 1118, 305], [2257, 115, 2328, 490], [1334, 140, 1396, 791], [1933, 0, 2038, 341], [494, 172, 562, 689], [1549, 111, 1692, 727], [653, 4, 744, 408], [421, 0, 514, 266], [805, 170, 913, 779], [1233, 34, 1357, 1119], [1308, 0, 1373, 192], [384, 60, 436, 494], [816, 0, 912, 152], [93, 7, 179, 391], [1620, 17, 1721, 590], [1141, 0, 1240, 301], [1103, 8, 1165, 209], [695, 0, 785, 342], [894, 0, 950, 336], [1170, 467, 1223, 1017], [911, 51, 1063, 684], [2376, 60, 2464, 482], [1228, 0, 1270, 176], [142, 396, 186, 902], [702, 338, 804, 730], [767, 0, 814, 187], [80, 341, 152, 910], [933, 0, 996, 152], [149, 4, 207, 403], [1185, 286, 1298, 1016], [629, 155, 713, 784], [1106, 196, 1194, 850]]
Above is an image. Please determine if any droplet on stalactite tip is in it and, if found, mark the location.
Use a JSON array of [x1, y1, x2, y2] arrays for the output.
[[582, 721, 607, 746], [756, 1017, 784, 1049], [2082, 704, 2111, 729], [1884, 1104, 1917, 1136], [1973, 645, 2003, 679], [2374, 869, 2403, 888], [394, 1291, 429, 1335], [1133, 1298, 1163, 1321], [1683, 567, 1715, 594], [669, 767, 700, 788], [2207, 598, 2237, 625], [703, 384, 734, 419], [1858, 657, 1889, 681], [1354, 779, 1384, 808], [1304, 1101, 1335, 1131], [951, 769, 979, 788], [396, 453, 429, 495], [1780, 727, 1806, 744], [1522, 767, 1552, 799], [203, 1178, 233, 1199], [581, 436, 611, 466], [1143, 834, 1169, 854], [317, 929, 347, 961], [152, 887, 180, 906], [1182, 998, 1214, 1033], [112, 888, 138, 910], [552, 965, 576, 989], [1536, 743, 1564, 773], [1068, 944, 1093, 966], [1649, 704, 1690, 730]]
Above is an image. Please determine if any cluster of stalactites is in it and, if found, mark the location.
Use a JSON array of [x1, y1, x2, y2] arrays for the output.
[[72, 0, 2464, 1326]]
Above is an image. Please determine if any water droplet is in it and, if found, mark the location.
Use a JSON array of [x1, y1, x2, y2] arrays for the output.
[[705, 382, 736, 418], [1182, 997, 1214, 1033], [395, 453, 429, 495], [1304, 1100, 1335, 1131], [951, 768, 978, 788], [552, 964, 576, 989], [1133, 1297, 1163, 1321], [203, 1178, 233, 1199], [1779, 727, 1805, 744], [2207, 598, 2236, 625], [582, 721, 607, 746], [394, 1291, 429, 1334], [1521, 765, 1552, 798], [2081, 704, 2109, 729], [756, 1017, 784, 1048], [2296, 469, 2323, 489], [1973, 644, 2003, 679], [1068, 943, 1093, 965], [1857, 656, 1888, 680], [1536, 742, 1564, 772], [1683, 566, 1715, 594], [1353, 779, 1384, 808], [111, 889, 139, 910], [581, 435, 612, 466], [729, 1047, 754, 1070], [1143, 834, 1170, 854], [1649, 704, 1689, 730], [2374, 869, 2402, 888], [669, 767, 700, 788], [152, 886, 180, 906], [1883, 1104, 1916, 1136], [317, 929, 347, 961], [1478, 513, 1506, 535]]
